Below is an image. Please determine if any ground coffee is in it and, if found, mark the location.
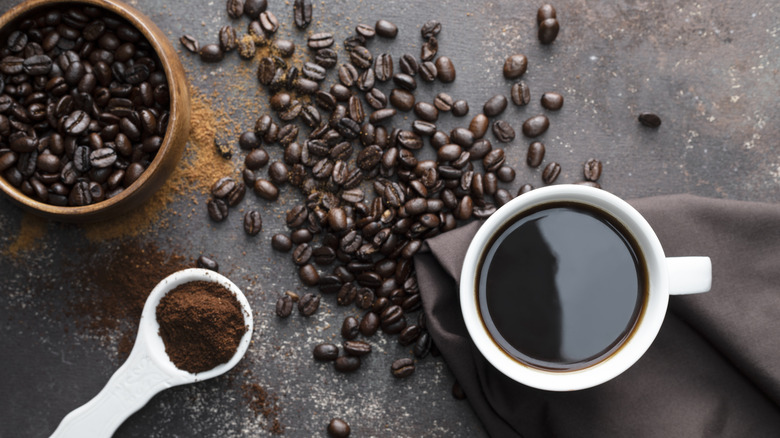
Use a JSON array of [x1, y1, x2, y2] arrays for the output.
[[157, 280, 247, 373]]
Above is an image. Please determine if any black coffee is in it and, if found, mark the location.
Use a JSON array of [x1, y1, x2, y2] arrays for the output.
[[477, 202, 646, 371]]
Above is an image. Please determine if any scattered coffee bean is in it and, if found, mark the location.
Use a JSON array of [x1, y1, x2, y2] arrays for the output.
[[243, 210, 263, 235], [584, 158, 603, 181], [271, 234, 293, 252], [375, 19, 398, 38], [511, 81, 531, 106], [492, 120, 515, 143], [275, 294, 293, 318], [541, 92, 564, 110], [542, 161, 561, 184], [334, 356, 360, 372], [638, 112, 662, 128], [200, 44, 224, 62], [435, 56, 456, 82], [197, 255, 219, 272], [343, 340, 372, 356], [299, 264, 320, 286], [391, 357, 415, 378], [503, 54, 528, 79], [538, 18, 560, 44], [293, 0, 312, 28], [522, 115, 550, 138], [451, 99, 469, 116], [526, 141, 545, 167], [327, 418, 351, 438], [313, 343, 339, 361], [180, 35, 199, 53], [421, 20, 442, 39], [298, 293, 320, 316]]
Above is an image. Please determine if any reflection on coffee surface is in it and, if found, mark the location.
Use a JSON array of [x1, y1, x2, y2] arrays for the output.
[[477, 203, 646, 371]]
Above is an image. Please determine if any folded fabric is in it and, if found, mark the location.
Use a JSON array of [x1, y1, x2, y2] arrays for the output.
[[414, 195, 780, 437]]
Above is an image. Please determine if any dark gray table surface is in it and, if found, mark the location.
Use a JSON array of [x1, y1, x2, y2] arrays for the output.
[[1, 0, 778, 437]]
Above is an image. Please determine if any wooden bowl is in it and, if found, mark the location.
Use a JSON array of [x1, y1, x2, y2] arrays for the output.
[[0, 0, 190, 222]]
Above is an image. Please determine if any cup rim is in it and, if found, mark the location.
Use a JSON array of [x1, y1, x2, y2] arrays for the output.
[[459, 185, 669, 391]]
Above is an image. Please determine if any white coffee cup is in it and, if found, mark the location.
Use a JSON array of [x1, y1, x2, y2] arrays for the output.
[[460, 185, 711, 391]]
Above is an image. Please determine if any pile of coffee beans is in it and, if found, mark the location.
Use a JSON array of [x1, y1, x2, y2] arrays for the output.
[[0, 6, 170, 206], [183, 1, 605, 430], [186, 0, 604, 376]]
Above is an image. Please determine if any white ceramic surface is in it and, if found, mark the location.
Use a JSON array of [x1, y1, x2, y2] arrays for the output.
[[460, 185, 711, 391], [50, 269, 254, 438]]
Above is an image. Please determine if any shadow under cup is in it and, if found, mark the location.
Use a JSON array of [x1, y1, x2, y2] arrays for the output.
[[475, 201, 649, 373]]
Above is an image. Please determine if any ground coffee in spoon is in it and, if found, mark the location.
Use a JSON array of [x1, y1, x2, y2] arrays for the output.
[[157, 280, 247, 373]]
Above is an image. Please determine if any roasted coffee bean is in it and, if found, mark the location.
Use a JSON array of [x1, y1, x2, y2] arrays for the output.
[[355, 23, 376, 39], [64, 110, 90, 135], [212, 176, 237, 199], [313, 343, 339, 361], [419, 61, 437, 82], [253, 178, 279, 200], [89, 147, 117, 168], [359, 311, 380, 336], [483, 94, 508, 117], [365, 88, 387, 109], [197, 255, 219, 272], [495, 188, 513, 206], [455, 195, 473, 220], [390, 88, 415, 111], [334, 356, 360, 373], [349, 45, 373, 69], [421, 20, 442, 39], [526, 141, 545, 167], [391, 358, 415, 378], [226, 0, 245, 18], [298, 292, 320, 315], [357, 68, 375, 92], [542, 161, 561, 184], [268, 161, 289, 183], [271, 40, 294, 58], [207, 198, 229, 222], [492, 120, 515, 143], [375, 19, 398, 38], [541, 92, 564, 111], [293, 243, 313, 265], [522, 115, 550, 138], [411, 120, 436, 137], [343, 340, 372, 356], [496, 166, 515, 183], [244, 0, 268, 18], [343, 34, 366, 52], [291, 229, 313, 244], [432, 93, 453, 112], [275, 294, 293, 317], [450, 127, 475, 148], [392, 73, 417, 92], [299, 264, 320, 286], [483, 148, 506, 172], [23, 54, 52, 76], [240, 210, 262, 235], [375, 53, 393, 82], [420, 36, 438, 61], [308, 32, 334, 50], [218, 25, 237, 52], [447, 100, 467, 117], [271, 233, 293, 252], [327, 418, 351, 438], [341, 315, 360, 339], [413, 101, 438, 122], [538, 18, 560, 44], [584, 158, 603, 181], [435, 56, 456, 83], [469, 114, 489, 139], [638, 112, 662, 128], [399, 54, 419, 76], [293, 0, 312, 28], [245, 149, 269, 171], [413, 332, 432, 358], [399, 324, 421, 346], [199, 44, 224, 62], [511, 81, 531, 106], [369, 108, 396, 125], [313, 48, 337, 69], [503, 54, 528, 79], [259, 10, 279, 34], [538, 4, 557, 23]]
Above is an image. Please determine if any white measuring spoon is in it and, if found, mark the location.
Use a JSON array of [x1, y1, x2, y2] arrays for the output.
[[50, 268, 254, 438]]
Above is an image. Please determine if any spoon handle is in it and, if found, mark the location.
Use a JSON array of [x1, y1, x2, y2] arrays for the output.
[[50, 348, 175, 438]]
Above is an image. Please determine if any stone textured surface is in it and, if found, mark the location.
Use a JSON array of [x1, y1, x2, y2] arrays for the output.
[[0, 0, 778, 437]]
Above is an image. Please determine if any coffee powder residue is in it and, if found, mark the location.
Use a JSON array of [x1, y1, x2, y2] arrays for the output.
[[241, 373, 285, 435], [2, 213, 47, 257], [157, 280, 247, 373], [64, 240, 191, 359]]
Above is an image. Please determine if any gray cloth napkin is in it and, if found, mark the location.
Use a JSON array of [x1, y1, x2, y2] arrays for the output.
[[414, 194, 780, 437]]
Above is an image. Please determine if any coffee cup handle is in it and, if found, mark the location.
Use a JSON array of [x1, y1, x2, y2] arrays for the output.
[[666, 257, 712, 295]]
